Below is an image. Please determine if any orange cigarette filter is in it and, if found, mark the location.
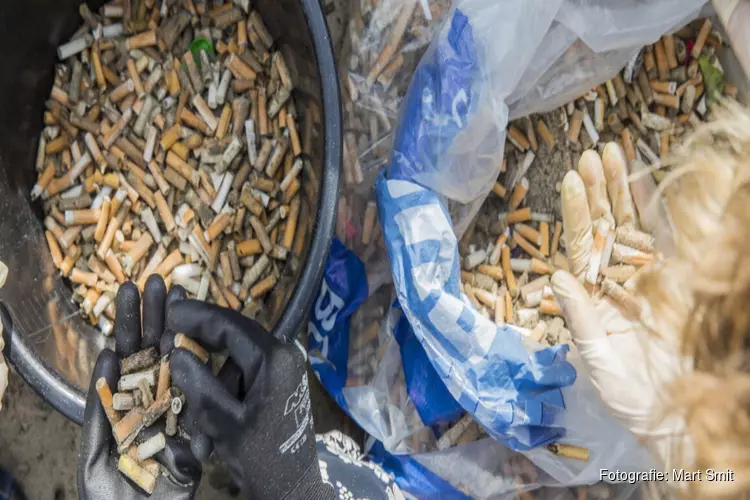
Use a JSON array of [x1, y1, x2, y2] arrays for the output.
[[504, 291, 513, 323], [550, 221, 562, 255], [568, 110, 583, 143], [513, 232, 546, 261], [507, 126, 529, 151], [691, 19, 712, 58], [509, 178, 529, 211], [515, 224, 542, 246], [174, 333, 209, 363], [540, 298, 562, 316], [506, 207, 532, 224], [536, 120, 555, 149], [501, 246, 517, 297]]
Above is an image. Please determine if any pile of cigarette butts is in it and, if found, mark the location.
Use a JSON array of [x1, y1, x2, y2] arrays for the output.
[[465, 16, 736, 344], [96, 335, 207, 493], [441, 17, 740, 461], [341, 0, 452, 181], [34, 0, 316, 336]]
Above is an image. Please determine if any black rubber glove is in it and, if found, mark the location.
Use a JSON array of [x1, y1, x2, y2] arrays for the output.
[[78, 276, 201, 500], [167, 300, 335, 500]]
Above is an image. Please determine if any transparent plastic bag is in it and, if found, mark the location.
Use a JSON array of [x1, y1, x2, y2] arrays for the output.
[[313, 0, 711, 496]]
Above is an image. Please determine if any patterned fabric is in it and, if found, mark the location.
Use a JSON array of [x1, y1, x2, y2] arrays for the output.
[[0, 468, 26, 500], [316, 432, 406, 500]]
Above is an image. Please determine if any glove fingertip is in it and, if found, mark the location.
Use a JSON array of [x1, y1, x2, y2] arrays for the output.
[[91, 348, 120, 389]]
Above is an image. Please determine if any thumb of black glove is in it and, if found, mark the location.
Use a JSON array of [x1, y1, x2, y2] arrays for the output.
[[78, 278, 201, 500], [168, 300, 334, 500]]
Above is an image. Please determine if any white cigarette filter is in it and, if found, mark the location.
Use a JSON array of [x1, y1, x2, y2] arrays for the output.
[[136, 432, 166, 461]]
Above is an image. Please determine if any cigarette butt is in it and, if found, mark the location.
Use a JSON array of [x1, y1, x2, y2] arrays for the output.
[[464, 284, 481, 309], [540, 298, 562, 316], [45, 231, 63, 268], [492, 182, 506, 198], [250, 274, 277, 298], [506, 208, 532, 224], [153, 249, 183, 279], [225, 53, 257, 81], [65, 208, 101, 226], [204, 212, 232, 242], [112, 393, 134, 411], [70, 268, 98, 287], [585, 218, 611, 286], [136, 432, 166, 461], [692, 19, 712, 58], [126, 30, 157, 50], [113, 407, 145, 446], [154, 192, 176, 233], [612, 243, 654, 266], [474, 288, 497, 308], [105, 249, 126, 284], [620, 129, 636, 162], [118, 455, 156, 494], [120, 347, 159, 376], [491, 292, 505, 325], [237, 239, 262, 257], [546, 443, 589, 462], [653, 92, 680, 110], [615, 226, 654, 253], [515, 224, 542, 246], [156, 358, 171, 399], [536, 120, 555, 149], [607, 112, 624, 134], [613, 74, 627, 99], [530, 321, 547, 343], [513, 232, 545, 261], [502, 247, 517, 297], [96, 377, 120, 426], [531, 258, 554, 275], [477, 264, 503, 282], [524, 118, 538, 152], [660, 132, 670, 160], [94, 199, 111, 243], [601, 265, 637, 284], [504, 290, 513, 323], [654, 39, 669, 80], [507, 126, 529, 152], [568, 110, 583, 143], [649, 80, 677, 95], [539, 222, 550, 257], [361, 201, 377, 245], [663, 35, 678, 69], [174, 333, 209, 363], [489, 234, 508, 266], [509, 178, 528, 210]]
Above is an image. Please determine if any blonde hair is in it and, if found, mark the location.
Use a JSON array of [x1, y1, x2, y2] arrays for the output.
[[638, 102, 750, 498]]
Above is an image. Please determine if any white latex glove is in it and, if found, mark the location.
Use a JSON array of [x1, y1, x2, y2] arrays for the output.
[[552, 144, 691, 467], [0, 261, 7, 411]]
